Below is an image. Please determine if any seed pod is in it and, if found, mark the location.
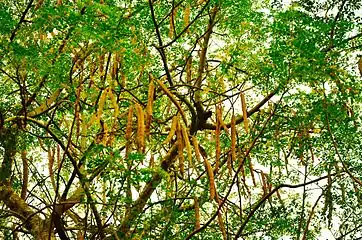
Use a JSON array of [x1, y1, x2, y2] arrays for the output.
[[177, 121, 185, 176], [106, 124, 116, 147], [48, 148, 57, 193], [48, 148, 54, 176], [125, 106, 134, 154], [97, 89, 108, 122], [75, 87, 82, 143], [192, 136, 201, 165], [99, 54, 105, 75], [186, 56, 192, 82], [169, 7, 177, 38], [135, 103, 145, 152], [261, 172, 268, 195], [149, 155, 154, 168], [107, 89, 119, 119], [164, 116, 178, 144], [249, 158, 256, 187], [77, 231, 84, 240], [217, 211, 227, 240], [184, 5, 190, 32], [194, 197, 200, 230], [111, 58, 118, 80], [240, 163, 246, 182], [180, 123, 192, 164], [101, 121, 109, 146], [35, 0, 44, 10], [145, 76, 155, 136], [120, 70, 126, 88], [205, 157, 215, 200], [240, 92, 249, 133], [227, 152, 232, 176], [231, 114, 236, 162], [156, 79, 188, 125], [215, 105, 221, 172], [217, 105, 229, 134], [57, 145, 61, 169]]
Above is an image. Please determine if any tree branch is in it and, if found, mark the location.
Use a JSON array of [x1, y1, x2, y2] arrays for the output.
[[117, 143, 178, 238]]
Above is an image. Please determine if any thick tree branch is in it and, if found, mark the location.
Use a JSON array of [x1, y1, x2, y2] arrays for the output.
[[0, 185, 48, 238], [117, 143, 178, 238], [10, 0, 34, 42]]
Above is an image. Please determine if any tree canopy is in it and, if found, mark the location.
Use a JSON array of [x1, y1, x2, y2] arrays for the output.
[[1, 0, 362, 239]]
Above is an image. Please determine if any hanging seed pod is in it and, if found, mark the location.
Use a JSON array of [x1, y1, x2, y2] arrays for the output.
[[240, 163, 246, 182], [177, 121, 185, 176], [75, 87, 82, 143], [194, 197, 200, 230], [179, 123, 192, 163], [249, 157, 256, 187], [217, 211, 227, 240], [169, 7, 177, 38], [227, 152, 232, 176], [48, 148, 54, 177], [186, 56, 192, 82], [156, 79, 188, 125], [35, 0, 44, 10], [106, 123, 117, 147], [135, 104, 145, 152], [149, 155, 154, 168], [99, 54, 105, 75], [217, 105, 229, 134], [111, 59, 118, 80], [125, 106, 134, 154], [164, 115, 178, 144], [192, 136, 201, 165], [213, 195, 226, 240], [107, 89, 119, 119], [205, 157, 216, 201], [184, 5, 190, 32], [101, 122, 109, 146], [145, 76, 155, 136], [97, 89, 108, 122], [240, 92, 249, 133], [231, 114, 236, 162], [215, 105, 221, 172], [57, 145, 61, 169], [261, 172, 268, 195]]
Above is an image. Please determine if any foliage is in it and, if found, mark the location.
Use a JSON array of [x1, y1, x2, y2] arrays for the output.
[[0, 0, 362, 239]]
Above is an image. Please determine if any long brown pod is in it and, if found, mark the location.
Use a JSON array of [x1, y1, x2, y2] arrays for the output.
[[156, 79, 188, 125]]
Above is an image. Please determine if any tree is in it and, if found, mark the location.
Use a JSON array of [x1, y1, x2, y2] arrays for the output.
[[0, 0, 362, 239]]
